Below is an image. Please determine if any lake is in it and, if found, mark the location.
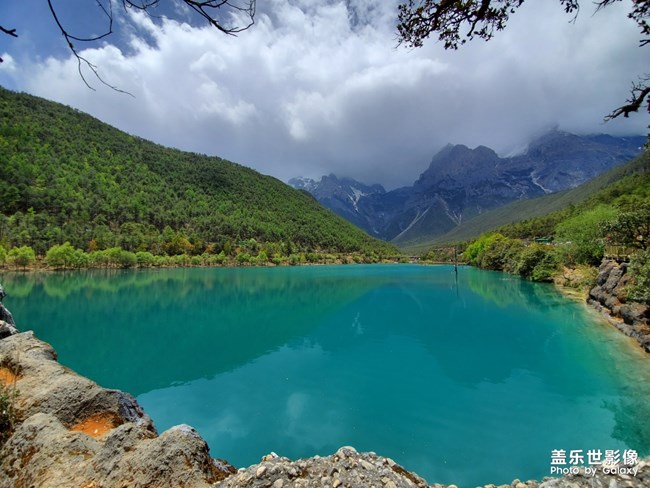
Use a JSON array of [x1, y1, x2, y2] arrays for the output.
[[3, 264, 650, 487]]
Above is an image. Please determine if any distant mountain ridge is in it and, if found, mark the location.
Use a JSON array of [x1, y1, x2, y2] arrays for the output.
[[289, 130, 645, 244], [288, 175, 387, 233], [399, 151, 650, 254]]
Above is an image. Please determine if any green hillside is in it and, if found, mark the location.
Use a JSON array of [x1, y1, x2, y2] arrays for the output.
[[400, 152, 650, 254], [0, 87, 397, 264]]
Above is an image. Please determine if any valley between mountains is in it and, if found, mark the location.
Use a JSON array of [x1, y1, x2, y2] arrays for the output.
[[289, 131, 645, 247]]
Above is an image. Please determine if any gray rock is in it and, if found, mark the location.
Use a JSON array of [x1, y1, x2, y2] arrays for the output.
[[214, 448, 432, 488], [0, 303, 14, 326], [588, 259, 650, 353], [0, 320, 18, 339], [0, 331, 228, 488], [214, 448, 650, 488], [613, 273, 632, 302], [596, 261, 617, 286], [0, 332, 154, 431], [620, 303, 649, 325], [604, 296, 622, 312], [602, 265, 625, 293]]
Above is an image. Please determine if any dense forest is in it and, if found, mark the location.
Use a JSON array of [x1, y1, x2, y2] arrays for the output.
[[0, 87, 398, 268], [425, 151, 650, 302]]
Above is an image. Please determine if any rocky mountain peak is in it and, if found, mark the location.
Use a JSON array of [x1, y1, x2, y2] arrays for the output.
[[289, 131, 646, 243], [287, 177, 318, 193], [415, 143, 501, 189]]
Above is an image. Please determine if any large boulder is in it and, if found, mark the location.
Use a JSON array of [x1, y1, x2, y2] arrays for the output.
[[0, 332, 231, 488]]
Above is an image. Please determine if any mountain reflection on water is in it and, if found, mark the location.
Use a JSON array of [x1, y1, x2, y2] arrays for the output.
[[4, 265, 650, 487]]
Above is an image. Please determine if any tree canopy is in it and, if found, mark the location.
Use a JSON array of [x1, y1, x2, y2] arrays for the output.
[[603, 203, 650, 251], [397, 0, 649, 128], [0, 87, 398, 263]]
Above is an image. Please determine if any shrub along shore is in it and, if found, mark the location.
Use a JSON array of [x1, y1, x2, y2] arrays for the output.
[[0, 240, 408, 271]]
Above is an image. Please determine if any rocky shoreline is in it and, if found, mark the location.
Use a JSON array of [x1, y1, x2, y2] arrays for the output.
[[214, 448, 650, 488], [1, 302, 649, 487], [587, 259, 650, 353]]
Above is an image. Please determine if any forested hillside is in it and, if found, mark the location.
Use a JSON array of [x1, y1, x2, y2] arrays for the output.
[[0, 87, 397, 267]]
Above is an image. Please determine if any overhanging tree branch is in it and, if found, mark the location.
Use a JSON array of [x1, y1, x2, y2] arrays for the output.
[[1, 0, 256, 90], [184, 0, 256, 35], [606, 77, 650, 120], [0, 25, 17, 62], [0, 25, 18, 37], [397, 0, 649, 132], [46, 0, 130, 94]]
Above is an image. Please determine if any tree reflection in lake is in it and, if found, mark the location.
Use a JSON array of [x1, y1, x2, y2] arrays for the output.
[[3, 265, 650, 487]]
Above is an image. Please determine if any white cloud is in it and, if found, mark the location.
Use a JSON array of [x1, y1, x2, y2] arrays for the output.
[[4, 0, 648, 188], [0, 53, 16, 73]]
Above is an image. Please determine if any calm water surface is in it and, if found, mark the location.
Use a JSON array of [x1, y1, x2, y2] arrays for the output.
[[3, 265, 650, 487]]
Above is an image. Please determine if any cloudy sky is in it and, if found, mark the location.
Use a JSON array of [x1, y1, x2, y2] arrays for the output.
[[0, 0, 647, 188]]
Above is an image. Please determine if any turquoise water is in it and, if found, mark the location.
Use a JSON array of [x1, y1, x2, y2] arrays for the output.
[[3, 264, 650, 487]]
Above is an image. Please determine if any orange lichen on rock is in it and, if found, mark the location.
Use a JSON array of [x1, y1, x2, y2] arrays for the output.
[[0, 366, 19, 385], [70, 413, 120, 439]]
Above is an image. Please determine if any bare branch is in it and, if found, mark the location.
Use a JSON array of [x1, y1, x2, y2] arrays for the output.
[[30, 0, 256, 93], [0, 25, 18, 37], [184, 0, 256, 35], [47, 0, 114, 44], [124, 1, 161, 10], [74, 51, 135, 97], [46, 0, 132, 94], [606, 78, 650, 120]]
